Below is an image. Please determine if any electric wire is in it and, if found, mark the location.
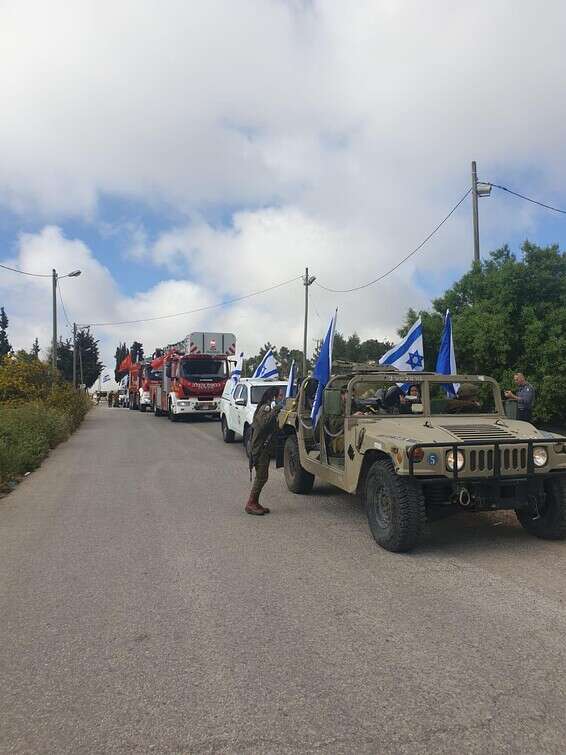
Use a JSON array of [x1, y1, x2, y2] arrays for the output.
[[57, 280, 72, 329], [0, 262, 52, 277], [315, 188, 472, 293], [488, 183, 566, 215], [79, 274, 303, 327]]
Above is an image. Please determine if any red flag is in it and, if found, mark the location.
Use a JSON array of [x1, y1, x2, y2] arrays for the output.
[[118, 353, 132, 372]]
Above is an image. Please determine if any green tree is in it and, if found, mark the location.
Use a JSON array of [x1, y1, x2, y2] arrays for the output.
[[0, 307, 11, 358], [76, 329, 103, 388], [130, 340, 144, 362], [114, 342, 128, 381]]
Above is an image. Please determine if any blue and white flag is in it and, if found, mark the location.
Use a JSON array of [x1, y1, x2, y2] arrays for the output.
[[119, 374, 129, 389], [379, 317, 425, 374], [435, 309, 459, 397], [102, 374, 111, 383], [231, 352, 243, 393], [285, 359, 297, 399], [252, 348, 279, 380], [311, 310, 337, 427]]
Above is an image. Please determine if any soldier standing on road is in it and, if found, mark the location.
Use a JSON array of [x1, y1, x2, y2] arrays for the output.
[[107, 391, 113, 407], [505, 373, 535, 421], [245, 385, 282, 516]]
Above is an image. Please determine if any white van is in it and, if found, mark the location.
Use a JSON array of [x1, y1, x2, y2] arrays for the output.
[[219, 378, 288, 456]]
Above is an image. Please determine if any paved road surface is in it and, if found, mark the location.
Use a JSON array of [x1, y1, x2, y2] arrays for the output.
[[2, 407, 566, 754]]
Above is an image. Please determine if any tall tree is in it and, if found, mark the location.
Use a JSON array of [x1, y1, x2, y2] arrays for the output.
[[0, 307, 11, 358], [130, 341, 144, 362], [76, 329, 103, 388], [114, 342, 128, 381]]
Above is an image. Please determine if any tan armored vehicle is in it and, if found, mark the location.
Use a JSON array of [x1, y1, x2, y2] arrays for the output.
[[278, 367, 566, 552]]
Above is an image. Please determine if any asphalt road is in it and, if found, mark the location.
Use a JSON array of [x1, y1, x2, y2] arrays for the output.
[[2, 407, 566, 754]]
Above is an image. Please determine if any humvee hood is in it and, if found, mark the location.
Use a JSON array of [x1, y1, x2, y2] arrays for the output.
[[362, 417, 547, 446]]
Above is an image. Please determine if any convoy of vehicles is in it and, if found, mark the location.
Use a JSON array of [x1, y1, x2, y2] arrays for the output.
[[278, 367, 566, 552], [113, 331, 566, 553], [219, 378, 288, 456]]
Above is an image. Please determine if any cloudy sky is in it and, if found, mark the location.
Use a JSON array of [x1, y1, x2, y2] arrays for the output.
[[1, 0, 566, 376]]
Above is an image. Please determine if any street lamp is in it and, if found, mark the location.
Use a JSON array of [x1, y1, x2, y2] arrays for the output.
[[52, 268, 82, 372]]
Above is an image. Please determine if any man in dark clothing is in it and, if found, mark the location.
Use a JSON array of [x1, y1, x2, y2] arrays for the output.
[[505, 373, 535, 421], [245, 386, 282, 516]]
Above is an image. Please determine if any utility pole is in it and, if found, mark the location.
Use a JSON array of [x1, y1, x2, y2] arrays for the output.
[[52, 269, 58, 372], [73, 323, 77, 388], [302, 267, 316, 378], [471, 161, 492, 264]]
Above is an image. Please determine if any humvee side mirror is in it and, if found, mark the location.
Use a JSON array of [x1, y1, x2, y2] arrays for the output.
[[411, 403, 424, 414]]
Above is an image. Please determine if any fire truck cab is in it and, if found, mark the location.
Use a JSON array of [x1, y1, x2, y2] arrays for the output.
[[153, 332, 236, 421]]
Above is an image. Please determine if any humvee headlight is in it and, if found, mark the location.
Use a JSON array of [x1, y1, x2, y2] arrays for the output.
[[533, 446, 548, 467], [446, 450, 465, 472]]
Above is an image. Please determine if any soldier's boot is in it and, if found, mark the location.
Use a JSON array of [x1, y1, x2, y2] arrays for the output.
[[245, 497, 265, 516], [255, 498, 270, 514]]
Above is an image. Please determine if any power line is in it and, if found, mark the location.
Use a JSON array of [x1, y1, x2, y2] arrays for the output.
[[79, 274, 303, 327], [57, 280, 72, 329], [315, 188, 471, 293], [488, 183, 566, 215], [0, 262, 52, 277]]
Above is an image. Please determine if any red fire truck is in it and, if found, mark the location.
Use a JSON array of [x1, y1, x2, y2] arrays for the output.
[[152, 332, 236, 421], [128, 360, 163, 412]]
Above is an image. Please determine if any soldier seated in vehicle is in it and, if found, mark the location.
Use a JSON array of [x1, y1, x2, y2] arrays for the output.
[[445, 383, 482, 413]]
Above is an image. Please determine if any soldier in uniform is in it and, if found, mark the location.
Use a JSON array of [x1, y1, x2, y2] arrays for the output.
[[245, 385, 282, 516], [505, 373, 535, 421], [107, 391, 114, 407]]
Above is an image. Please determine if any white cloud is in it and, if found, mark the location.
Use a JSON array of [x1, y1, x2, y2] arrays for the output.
[[1, 1, 566, 364]]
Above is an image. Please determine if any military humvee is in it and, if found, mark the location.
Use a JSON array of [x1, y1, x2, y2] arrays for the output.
[[278, 367, 566, 552]]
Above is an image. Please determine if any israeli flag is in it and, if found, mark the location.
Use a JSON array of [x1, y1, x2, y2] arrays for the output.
[[311, 310, 337, 427], [119, 374, 129, 388], [435, 309, 459, 397], [252, 348, 279, 380], [285, 359, 297, 399], [231, 352, 243, 393], [102, 374, 111, 383], [379, 317, 425, 374]]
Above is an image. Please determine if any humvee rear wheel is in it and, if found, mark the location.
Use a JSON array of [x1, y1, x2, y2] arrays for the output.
[[516, 477, 566, 540], [284, 434, 314, 494], [363, 458, 425, 553]]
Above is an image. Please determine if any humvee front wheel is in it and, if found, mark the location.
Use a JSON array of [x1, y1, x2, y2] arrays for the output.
[[516, 477, 566, 540], [284, 434, 314, 494], [363, 458, 425, 552]]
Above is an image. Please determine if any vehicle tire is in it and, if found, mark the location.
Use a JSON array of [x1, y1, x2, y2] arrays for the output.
[[362, 458, 426, 553], [243, 424, 253, 460], [221, 415, 235, 443], [140, 404, 146, 413], [284, 433, 315, 494], [516, 477, 566, 540]]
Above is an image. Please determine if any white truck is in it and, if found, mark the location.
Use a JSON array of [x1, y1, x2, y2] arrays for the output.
[[219, 378, 288, 456]]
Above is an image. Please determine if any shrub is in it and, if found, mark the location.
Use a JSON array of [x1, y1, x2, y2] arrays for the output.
[[0, 355, 52, 402], [0, 357, 91, 486], [47, 383, 91, 431]]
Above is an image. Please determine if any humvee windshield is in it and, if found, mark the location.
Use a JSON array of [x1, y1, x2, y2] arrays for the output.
[[429, 380, 498, 415]]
